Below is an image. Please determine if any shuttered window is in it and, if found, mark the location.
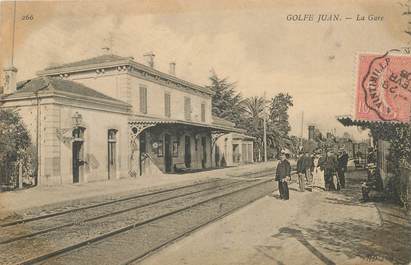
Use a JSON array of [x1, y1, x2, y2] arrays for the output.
[[201, 103, 206, 122], [164, 93, 171, 118], [184, 97, 191, 121], [139, 85, 147, 114]]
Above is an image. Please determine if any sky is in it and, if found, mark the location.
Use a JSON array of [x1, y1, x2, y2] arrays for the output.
[[0, 0, 409, 140]]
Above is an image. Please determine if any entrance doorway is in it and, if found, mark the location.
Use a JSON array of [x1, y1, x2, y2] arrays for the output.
[[72, 127, 85, 183], [164, 134, 172, 173], [184, 136, 191, 168], [233, 144, 240, 164], [201, 136, 207, 169]]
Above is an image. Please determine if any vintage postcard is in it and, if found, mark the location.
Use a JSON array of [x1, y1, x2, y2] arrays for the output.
[[0, 0, 410, 264]]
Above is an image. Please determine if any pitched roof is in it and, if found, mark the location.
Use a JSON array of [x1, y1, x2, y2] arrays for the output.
[[231, 132, 255, 140], [44, 54, 130, 71], [38, 54, 213, 95], [212, 116, 236, 127], [3, 77, 130, 107]]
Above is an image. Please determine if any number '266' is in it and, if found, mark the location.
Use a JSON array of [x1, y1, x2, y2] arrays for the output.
[[21, 15, 34, 20]]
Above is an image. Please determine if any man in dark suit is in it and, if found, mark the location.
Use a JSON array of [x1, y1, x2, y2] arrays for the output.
[[275, 150, 291, 200], [302, 151, 313, 183], [322, 150, 338, 191], [296, 152, 305, 192], [337, 149, 349, 189]]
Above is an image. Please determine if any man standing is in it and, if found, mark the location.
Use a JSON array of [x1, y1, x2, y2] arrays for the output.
[[337, 148, 349, 189], [296, 152, 305, 192], [302, 151, 313, 185], [322, 150, 338, 191], [275, 150, 291, 200]]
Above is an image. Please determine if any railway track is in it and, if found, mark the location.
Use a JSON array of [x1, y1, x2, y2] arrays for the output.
[[1, 169, 275, 265], [0, 179, 243, 245], [0, 178, 226, 228]]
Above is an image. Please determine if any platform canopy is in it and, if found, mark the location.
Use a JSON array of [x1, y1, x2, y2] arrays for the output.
[[337, 115, 407, 127], [129, 115, 246, 136]]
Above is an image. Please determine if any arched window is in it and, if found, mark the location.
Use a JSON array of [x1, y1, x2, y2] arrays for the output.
[[108, 129, 117, 179]]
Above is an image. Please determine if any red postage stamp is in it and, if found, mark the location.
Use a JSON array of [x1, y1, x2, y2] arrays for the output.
[[355, 52, 411, 123]]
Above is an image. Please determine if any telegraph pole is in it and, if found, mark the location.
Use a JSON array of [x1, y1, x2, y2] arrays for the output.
[[263, 92, 267, 162], [300, 111, 304, 138], [11, 0, 16, 67]]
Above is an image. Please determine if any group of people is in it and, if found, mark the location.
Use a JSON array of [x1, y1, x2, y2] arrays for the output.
[[274, 148, 349, 200]]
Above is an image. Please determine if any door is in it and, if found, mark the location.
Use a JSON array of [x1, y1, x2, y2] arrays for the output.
[[72, 141, 83, 183], [184, 136, 191, 168], [164, 134, 172, 173], [201, 137, 207, 168], [233, 144, 240, 164], [242, 143, 247, 164]]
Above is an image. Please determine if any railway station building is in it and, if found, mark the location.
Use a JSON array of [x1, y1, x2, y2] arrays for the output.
[[0, 54, 246, 186], [214, 133, 254, 167]]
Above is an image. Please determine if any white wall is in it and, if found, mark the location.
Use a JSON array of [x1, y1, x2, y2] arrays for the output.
[[59, 105, 129, 184], [66, 69, 212, 124], [1, 97, 130, 186]]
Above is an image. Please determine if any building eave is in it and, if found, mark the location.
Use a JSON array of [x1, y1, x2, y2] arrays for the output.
[[336, 115, 410, 127], [37, 58, 215, 96], [129, 116, 245, 133], [1, 90, 131, 112]]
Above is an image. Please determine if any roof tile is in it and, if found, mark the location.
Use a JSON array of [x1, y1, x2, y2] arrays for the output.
[[8, 77, 129, 106]]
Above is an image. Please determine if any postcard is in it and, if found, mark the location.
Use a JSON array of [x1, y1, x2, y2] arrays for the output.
[[0, 1, 410, 264]]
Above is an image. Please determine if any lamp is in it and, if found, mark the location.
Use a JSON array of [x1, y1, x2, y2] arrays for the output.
[[72, 112, 83, 128]]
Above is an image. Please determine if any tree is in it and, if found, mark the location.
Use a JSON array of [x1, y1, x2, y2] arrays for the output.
[[240, 94, 294, 160], [267, 93, 294, 158], [207, 71, 243, 126], [0, 109, 35, 188], [369, 122, 411, 206], [240, 96, 267, 160]]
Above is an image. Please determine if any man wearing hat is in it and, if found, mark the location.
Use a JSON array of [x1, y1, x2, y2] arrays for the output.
[[296, 152, 306, 192], [275, 149, 291, 200], [322, 149, 338, 191], [337, 148, 349, 189]]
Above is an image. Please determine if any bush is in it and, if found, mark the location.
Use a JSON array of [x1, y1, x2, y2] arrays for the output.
[[0, 109, 35, 188]]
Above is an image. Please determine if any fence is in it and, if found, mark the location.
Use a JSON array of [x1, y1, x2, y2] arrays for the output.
[[0, 161, 19, 191], [0, 161, 35, 192]]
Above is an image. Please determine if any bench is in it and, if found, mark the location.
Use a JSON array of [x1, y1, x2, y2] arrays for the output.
[[174, 163, 189, 173]]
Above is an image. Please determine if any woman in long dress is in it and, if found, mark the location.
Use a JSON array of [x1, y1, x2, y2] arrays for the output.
[[311, 154, 325, 191]]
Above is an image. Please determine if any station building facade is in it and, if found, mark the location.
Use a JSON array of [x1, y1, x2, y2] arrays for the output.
[[0, 54, 245, 186], [214, 133, 254, 167]]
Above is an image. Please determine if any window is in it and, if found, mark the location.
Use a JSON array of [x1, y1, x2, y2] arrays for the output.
[[184, 97, 191, 120], [139, 85, 147, 114], [72, 127, 85, 140], [201, 103, 206, 122], [164, 92, 171, 118], [107, 129, 117, 179]]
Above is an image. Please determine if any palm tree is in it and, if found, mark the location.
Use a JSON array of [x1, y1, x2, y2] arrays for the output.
[[240, 96, 266, 120], [240, 96, 268, 161]]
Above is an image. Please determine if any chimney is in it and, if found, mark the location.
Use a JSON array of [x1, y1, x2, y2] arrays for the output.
[[169, 62, 176, 75], [2, 66, 18, 95], [308, 125, 315, 140], [143, 52, 155, 68]]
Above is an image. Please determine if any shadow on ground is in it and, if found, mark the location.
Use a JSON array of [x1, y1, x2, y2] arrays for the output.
[[324, 170, 374, 208], [272, 170, 411, 265]]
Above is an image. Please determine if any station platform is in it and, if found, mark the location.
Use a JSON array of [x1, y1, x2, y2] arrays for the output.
[[139, 170, 411, 265]]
